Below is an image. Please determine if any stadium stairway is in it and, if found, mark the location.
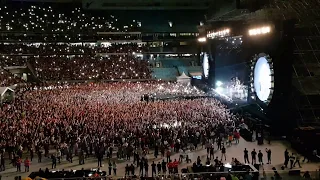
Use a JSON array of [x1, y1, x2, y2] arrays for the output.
[[177, 66, 202, 76], [26, 60, 42, 82], [151, 68, 179, 81], [158, 58, 193, 68]]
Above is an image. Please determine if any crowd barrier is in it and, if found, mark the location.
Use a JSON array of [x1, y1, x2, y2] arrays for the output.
[[12, 170, 320, 180], [44, 79, 157, 83]]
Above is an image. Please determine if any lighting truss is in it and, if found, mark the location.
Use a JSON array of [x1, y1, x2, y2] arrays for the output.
[[248, 26, 271, 36], [207, 29, 230, 39], [268, 0, 320, 24], [198, 37, 207, 42]]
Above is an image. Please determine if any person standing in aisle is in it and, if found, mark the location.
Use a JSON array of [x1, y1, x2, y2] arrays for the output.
[[56, 149, 61, 164], [290, 153, 295, 169], [244, 148, 249, 164], [258, 150, 263, 165], [0, 154, 5, 171], [139, 159, 144, 176], [51, 154, 57, 169], [151, 161, 156, 177], [24, 157, 30, 172], [284, 149, 289, 168], [157, 162, 161, 174], [108, 161, 112, 176], [144, 160, 149, 177], [251, 149, 257, 165], [16, 157, 22, 172], [37, 150, 42, 163], [130, 164, 135, 176], [221, 146, 226, 161], [293, 154, 302, 168], [162, 160, 167, 174], [266, 148, 272, 164], [125, 164, 130, 177], [112, 161, 117, 176], [97, 151, 103, 167], [209, 145, 214, 160], [217, 138, 222, 150], [29, 148, 34, 162]]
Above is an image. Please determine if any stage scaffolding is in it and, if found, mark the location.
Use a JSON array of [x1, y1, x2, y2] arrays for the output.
[[291, 24, 320, 126]]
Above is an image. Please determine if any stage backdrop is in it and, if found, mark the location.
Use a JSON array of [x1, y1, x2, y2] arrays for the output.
[[205, 20, 295, 135], [242, 20, 295, 135]]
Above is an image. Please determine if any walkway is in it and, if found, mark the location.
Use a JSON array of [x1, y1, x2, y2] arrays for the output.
[[0, 138, 319, 179]]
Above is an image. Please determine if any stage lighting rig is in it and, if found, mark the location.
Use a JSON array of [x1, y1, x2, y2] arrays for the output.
[[249, 53, 274, 105], [248, 26, 271, 36], [207, 29, 230, 39], [198, 37, 207, 42], [216, 81, 223, 87]]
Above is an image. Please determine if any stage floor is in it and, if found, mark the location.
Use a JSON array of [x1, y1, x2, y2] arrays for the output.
[[1, 138, 319, 179]]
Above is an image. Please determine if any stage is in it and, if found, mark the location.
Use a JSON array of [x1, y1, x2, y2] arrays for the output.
[[141, 90, 248, 110]]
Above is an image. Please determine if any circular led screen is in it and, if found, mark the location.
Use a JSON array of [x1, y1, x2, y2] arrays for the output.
[[254, 57, 272, 102], [203, 53, 209, 78]]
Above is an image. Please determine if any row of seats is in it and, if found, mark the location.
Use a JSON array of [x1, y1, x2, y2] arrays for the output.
[[28, 55, 151, 81], [0, 43, 147, 55]]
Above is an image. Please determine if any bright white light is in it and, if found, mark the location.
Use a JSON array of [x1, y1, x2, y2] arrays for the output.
[[203, 53, 209, 78], [207, 29, 230, 38], [249, 26, 271, 36], [216, 87, 223, 93], [216, 81, 223, 87], [224, 163, 232, 168], [198, 37, 207, 42], [254, 57, 272, 101]]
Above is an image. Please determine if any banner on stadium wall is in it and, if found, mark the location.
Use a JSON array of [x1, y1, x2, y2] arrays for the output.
[[82, 0, 211, 10]]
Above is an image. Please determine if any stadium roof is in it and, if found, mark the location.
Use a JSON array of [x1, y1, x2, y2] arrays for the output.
[[11, 0, 80, 2], [11, 0, 214, 10], [115, 10, 203, 33], [82, 0, 213, 10], [206, 0, 320, 25]]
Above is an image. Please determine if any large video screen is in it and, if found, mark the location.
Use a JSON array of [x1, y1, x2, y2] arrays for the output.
[[254, 56, 272, 102], [202, 53, 209, 78]]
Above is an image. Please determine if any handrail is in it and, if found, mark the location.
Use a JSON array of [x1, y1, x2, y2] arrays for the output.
[[28, 169, 319, 180]]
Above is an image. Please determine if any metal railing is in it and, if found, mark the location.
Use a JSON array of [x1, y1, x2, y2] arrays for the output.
[[17, 170, 320, 180]]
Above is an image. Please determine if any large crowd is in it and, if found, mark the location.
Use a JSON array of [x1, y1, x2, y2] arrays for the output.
[[0, 4, 140, 34], [0, 55, 151, 83], [0, 56, 26, 86], [0, 81, 242, 176], [0, 42, 151, 81], [0, 43, 147, 55], [29, 55, 151, 80], [0, 69, 25, 87], [0, 3, 141, 42]]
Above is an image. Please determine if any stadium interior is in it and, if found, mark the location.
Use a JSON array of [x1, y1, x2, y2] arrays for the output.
[[0, 0, 320, 179]]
